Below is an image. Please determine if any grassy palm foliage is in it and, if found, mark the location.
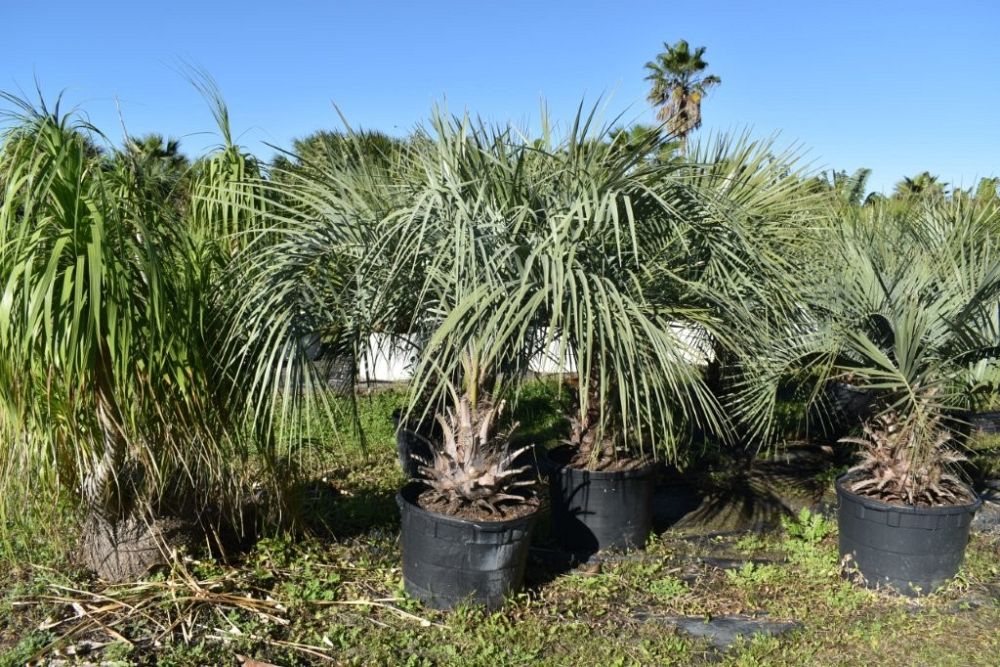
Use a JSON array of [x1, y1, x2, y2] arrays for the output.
[[218, 118, 414, 456], [680, 134, 821, 392], [377, 110, 814, 468], [0, 94, 290, 573]]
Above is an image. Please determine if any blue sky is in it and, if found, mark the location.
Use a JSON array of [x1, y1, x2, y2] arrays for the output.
[[3, 0, 998, 193]]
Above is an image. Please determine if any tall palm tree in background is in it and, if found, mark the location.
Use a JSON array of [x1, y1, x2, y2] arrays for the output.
[[806, 168, 879, 208], [272, 129, 407, 176], [832, 168, 873, 207], [644, 40, 721, 153], [124, 133, 186, 171], [974, 177, 1000, 203], [120, 133, 190, 208], [893, 171, 946, 200]]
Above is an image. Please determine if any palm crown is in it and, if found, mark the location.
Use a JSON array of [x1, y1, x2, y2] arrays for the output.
[[644, 40, 721, 144]]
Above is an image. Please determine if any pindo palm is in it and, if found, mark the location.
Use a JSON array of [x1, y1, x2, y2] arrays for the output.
[[411, 390, 534, 515], [735, 197, 1000, 501], [840, 408, 970, 507]]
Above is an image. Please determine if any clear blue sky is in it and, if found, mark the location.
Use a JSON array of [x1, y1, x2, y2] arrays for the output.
[[3, 0, 998, 193]]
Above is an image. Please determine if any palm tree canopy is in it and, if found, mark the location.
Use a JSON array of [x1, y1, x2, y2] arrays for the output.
[[734, 199, 1000, 455], [644, 40, 721, 140], [893, 171, 946, 200]]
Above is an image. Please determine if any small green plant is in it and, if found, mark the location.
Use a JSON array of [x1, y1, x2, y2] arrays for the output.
[[724, 561, 783, 589], [103, 641, 134, 663], [647, 575, 689, 600], [0, 631, 52, 667], [277, 564, 342, 604], [782, 507, 835, 544], [734, 533, 770, 554], [821, 581, 870, 611]]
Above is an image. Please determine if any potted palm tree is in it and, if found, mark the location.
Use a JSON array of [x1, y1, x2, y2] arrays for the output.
[[404, 109, 709, 557], [396, 348, 540, 610], [743, 200, 995, 595], [385, 110, 805, 561], [374, 114, 550, 608], [494, 124, 808, 556]]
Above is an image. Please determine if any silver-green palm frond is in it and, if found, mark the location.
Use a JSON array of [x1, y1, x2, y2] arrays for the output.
[[734, 197, 1000, 475], [388, 106, 800, 465]]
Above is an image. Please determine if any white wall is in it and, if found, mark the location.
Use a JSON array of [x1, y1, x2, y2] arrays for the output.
[[354, 324, 714, 383]]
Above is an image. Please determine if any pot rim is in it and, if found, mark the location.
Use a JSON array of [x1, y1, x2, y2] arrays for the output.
[[835, 473, 982, 515], [397, 481, 540, 532], [544, 444, 656, 480]]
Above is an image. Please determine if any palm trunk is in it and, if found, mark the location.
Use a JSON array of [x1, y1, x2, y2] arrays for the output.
[[570, 368, 618, 466], [77, 344, 178, 582], [82, 346, 129, 519]]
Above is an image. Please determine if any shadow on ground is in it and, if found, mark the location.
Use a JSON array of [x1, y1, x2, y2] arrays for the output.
[[660, 442, 841, 535]]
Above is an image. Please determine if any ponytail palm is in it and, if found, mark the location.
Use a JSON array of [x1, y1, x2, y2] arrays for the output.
[[0, 96, 278, 577]]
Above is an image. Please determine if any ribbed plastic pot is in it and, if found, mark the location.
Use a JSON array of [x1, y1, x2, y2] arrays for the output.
[[392, 410, 433, 479], [397, 482, 538, 610], [836, 474, 981, 596], [546, 446, 654, 557]]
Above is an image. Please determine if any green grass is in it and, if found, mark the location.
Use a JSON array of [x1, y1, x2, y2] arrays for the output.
[[1, 387, 999, 665]]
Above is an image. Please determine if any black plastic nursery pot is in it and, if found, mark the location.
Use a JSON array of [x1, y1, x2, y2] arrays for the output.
[[836, 474, 981, 596], [396, 482, 538, 610], [392, 410, 433, 479], [546, 446, 655, 557]]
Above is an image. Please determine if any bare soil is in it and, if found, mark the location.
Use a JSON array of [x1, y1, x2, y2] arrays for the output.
[[416, 489, 540, 522], [568, 452, 653, 472], [847, 478, 979, 508]]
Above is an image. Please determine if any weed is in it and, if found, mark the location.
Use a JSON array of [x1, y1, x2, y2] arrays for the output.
[[781, 507, 835, 544], [725, 562, 784, 589], [648, 575, 689, 600], [0, 631, 51, 667], [735, 533, 770, 554]]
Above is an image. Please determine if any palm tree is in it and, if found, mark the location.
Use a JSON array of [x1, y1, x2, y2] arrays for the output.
[[974, 177, 1000, 206], [117, 133, 190, 210], [678, 133, 821, 409], [644, 40, 721, 152], [833, 168, 873, 207], [0, 92, 292, 580], [737, 199, 1000, 497], [806, 168, 878, 209], [391, 110, 803, 467], [893, 171, 946, 200], [281, 130, 406, 172], [123, 133, 186, 170]]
